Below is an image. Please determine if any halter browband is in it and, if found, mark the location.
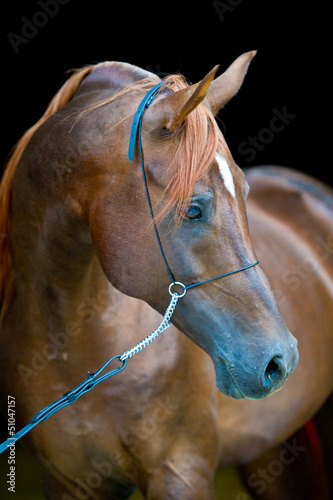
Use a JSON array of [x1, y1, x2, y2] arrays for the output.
[[128, 81, 259, 293]]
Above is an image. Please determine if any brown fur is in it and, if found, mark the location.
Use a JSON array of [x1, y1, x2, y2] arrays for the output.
[[2, 54, 328, 500]]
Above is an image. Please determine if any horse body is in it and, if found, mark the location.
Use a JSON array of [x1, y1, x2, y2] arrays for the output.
[[1, 184, 219, 497], [0, 54, 331, 499], [216, 167, 333, 467]]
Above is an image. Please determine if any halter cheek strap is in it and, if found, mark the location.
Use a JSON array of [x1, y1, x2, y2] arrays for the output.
[[128, 82, 176, 284], [128, 82, 259, 293]]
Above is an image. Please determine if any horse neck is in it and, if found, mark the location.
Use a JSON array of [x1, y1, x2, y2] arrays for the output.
[[9, 161, 124, 350], [8, 177, 187, 380], [6, 80, 151, 358]]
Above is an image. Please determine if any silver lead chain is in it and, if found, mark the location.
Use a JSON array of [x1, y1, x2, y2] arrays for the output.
[[120, 292, 181, 361]]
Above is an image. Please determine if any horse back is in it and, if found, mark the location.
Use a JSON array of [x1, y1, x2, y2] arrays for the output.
[[245, 166, 333, 243], [236, 166, 333, 498]]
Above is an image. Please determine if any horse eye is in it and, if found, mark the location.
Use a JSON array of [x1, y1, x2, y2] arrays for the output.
[[180, 205, 202, 220]]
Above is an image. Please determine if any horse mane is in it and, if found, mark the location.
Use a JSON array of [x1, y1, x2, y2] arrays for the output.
[[0, 65, 95, 323], [0, 65, 219, 323]]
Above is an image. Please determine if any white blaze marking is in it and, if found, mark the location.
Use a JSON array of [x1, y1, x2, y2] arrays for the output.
[[215, 153, 235, 198]]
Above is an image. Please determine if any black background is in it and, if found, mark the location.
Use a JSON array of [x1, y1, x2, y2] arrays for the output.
[[0, 3, 330, 498], [1, 1, 329, 184]]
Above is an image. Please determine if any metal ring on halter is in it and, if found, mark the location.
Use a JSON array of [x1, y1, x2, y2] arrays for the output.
[[168, 281, 187, 298]]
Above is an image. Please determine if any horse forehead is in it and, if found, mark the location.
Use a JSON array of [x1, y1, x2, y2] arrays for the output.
[[214, 153, 236, 198]]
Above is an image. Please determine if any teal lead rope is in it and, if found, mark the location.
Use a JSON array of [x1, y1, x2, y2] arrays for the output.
[[0, 290, 181, 454], [0, 356, 127, 454]]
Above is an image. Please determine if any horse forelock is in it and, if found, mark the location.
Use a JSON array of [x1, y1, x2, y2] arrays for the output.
[[157, 75, 220, 222]]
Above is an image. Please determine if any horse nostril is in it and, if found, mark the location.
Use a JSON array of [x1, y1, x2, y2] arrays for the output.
[[266, 358, 279, 380], [263, 356, 286, 390]]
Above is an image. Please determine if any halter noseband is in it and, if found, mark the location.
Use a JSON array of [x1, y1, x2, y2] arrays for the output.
[[128, 81, 259, 296]]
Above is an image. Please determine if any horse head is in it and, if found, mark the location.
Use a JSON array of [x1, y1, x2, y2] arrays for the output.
[[10, 52, 299, 399]]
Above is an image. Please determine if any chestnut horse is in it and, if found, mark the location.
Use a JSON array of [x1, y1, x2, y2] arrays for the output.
[[0, 52, 331, 499]]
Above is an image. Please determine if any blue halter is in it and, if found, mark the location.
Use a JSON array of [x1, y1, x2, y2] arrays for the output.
[[127, 81, 259, 293]]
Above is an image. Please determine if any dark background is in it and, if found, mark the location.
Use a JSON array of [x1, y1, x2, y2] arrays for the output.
[[1, 0, 329, 185], [0, 2, 329, 498]]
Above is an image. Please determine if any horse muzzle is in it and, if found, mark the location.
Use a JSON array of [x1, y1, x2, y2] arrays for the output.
[[213, 336, 299, 399]]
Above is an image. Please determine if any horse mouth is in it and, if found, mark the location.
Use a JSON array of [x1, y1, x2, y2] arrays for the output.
[[218, 379, 245, 399], [214, 357, 246, 399]]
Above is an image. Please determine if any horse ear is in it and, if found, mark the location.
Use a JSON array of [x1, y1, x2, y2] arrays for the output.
[[206, 51, 257, 114], [153, 65, 220, 131]]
